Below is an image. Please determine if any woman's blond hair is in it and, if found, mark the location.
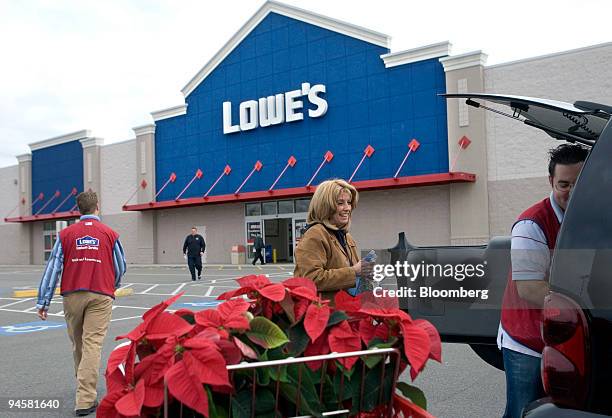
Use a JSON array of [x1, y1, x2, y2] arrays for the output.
[[307, 179, 358, 226]]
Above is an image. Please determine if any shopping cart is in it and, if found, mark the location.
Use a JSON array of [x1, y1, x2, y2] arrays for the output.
[[163, 347, 402, 418]]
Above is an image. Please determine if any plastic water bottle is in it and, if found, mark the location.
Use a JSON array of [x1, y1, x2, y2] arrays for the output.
[[348, 250, 377, 296]]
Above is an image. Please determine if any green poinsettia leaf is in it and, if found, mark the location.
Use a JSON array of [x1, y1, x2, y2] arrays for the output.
[[326, 310, 349, 327], [286, 324, 310, 356], [246, 317, 289, 349], [396, 382, 427, 410]]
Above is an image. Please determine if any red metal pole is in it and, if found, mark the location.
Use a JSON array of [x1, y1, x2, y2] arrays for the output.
[[348, 145, 375, 183], [52, 187, 78, 214], [175, 169, 203, 201], [269, 156, 296, 191], [234, 161, 263, 195], [306, 151, 333, 187], [154, 172, 177, 201], [34, 190, 60, 215], [393, 139, 420, 179], [204, 165, 231, 198]]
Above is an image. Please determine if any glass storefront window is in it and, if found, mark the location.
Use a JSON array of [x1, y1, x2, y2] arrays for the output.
[[262, 201, 277, 215], [278, 200, 294, 214], [295, 198, 311, 213], [245, 203, 261, 216]]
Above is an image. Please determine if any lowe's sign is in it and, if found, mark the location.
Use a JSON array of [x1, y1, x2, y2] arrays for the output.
[[223, 82, 327, 134]]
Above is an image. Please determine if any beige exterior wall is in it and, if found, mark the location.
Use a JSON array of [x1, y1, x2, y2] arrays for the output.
[[100, 139, 137, 215], [484, 43, 612, 236], [31, 221, 44, 265], [440, 52, 490, 245], [351, 187, 451, 249], [484, 43, 612, 182], [487, 177, 550, 237], [155, 204, 244, 264], [0, 165, 20, 223], [0, 165, 32, 264]]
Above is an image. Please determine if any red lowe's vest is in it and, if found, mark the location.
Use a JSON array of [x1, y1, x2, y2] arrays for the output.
[[501, 198, 560, 353], [59, 218, 119, 299]]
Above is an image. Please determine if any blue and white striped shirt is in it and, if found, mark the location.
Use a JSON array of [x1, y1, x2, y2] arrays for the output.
[[36, 215, 127, 310]]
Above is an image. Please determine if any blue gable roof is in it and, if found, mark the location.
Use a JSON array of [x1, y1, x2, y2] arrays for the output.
[[154, 11, 448, 201]]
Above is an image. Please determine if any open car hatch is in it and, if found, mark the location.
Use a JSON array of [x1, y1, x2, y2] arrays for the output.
[[442, 93, 611, 147]]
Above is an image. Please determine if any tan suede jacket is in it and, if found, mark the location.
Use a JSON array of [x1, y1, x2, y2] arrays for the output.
[[293, 223, 359, 300]]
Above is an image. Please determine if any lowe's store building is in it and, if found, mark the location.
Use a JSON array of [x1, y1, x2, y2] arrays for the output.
[[1, 2, 610, 265]]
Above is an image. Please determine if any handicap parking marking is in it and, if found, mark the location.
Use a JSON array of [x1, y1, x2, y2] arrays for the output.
[[0, 321, 66, 336]]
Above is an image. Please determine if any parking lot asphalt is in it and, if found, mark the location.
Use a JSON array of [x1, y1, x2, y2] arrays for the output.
[[0, 264, 504, 418]]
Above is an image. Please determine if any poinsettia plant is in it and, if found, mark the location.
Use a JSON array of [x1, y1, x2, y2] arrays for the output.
[[99, 275, 442, 418]]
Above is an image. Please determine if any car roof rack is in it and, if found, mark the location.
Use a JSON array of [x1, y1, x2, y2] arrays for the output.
[[441, 93, 611, 147]]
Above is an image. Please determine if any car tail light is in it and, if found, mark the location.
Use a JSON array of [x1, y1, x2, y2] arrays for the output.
[[541, 292, 590, 409]]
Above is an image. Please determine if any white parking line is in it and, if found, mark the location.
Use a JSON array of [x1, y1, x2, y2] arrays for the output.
[[0, 308, 63, 317], [24, 306, 38, 313], [0, 298, 34, 309], [111, 315, 142, 322], [204, 286, 214, 297], [172, 283, 187, 295], [141, 284, 159, 294]]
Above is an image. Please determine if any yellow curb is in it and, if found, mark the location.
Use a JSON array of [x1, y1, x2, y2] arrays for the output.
[[12, 287, 135, 298], [115, 288, 135, 297]]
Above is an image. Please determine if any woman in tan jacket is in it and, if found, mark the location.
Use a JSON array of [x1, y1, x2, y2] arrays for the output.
[[294, 179, 363, 299]]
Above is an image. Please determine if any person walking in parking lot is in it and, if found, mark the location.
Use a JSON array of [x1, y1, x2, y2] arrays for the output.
[[252, 233, 265, 265], [498, 144, 588, 418], [183, 226, 205, 280], [35, 191, 127, 417]]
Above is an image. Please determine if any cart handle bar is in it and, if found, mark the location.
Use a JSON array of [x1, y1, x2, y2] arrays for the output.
[[226, 347, 398, 370]]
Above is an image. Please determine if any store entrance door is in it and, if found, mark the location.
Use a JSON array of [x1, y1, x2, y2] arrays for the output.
[[245, 213, 307, 263]]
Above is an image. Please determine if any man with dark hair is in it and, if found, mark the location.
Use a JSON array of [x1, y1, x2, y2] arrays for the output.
[[183, 226, 205, 281], [36, 191, 127, 416], [498, 143, 588, 418]]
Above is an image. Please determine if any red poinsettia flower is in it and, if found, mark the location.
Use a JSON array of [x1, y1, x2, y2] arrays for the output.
[[334, 291, 364, 313], [116, 292, 185, 342], [166, 335, 232, 417], [217, 274, 286, 302], [303, 296, 330, 342], [195, 299, 250, 338], [282, 277, 317, 294], [328, 320, 362, 369], [399, 320, 432, 380]]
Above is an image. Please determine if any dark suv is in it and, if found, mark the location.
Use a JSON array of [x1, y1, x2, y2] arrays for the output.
[[390, 94, 612, 417]]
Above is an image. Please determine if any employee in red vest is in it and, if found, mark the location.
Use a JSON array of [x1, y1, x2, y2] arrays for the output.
[[36, 191, 127, 417], [498, 144, 588, 418]]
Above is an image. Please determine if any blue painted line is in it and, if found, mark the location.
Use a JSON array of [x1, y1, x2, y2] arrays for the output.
[[0, 321, 66, 336]]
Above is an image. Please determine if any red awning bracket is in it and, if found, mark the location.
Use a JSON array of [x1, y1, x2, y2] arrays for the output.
[[152, 172, 177, 204], [394, 139, 420, 179], [122, 180, 148, 208], [306, 151, 333, 187], [269, 156, 297, 192], [204, 165, 232, 199], [449, 136, 472, 172], [52, 187, 78, 214], [235, 161, 263, 195], [175, 169, 203, 201], [348, 145, 375, 183], [34, 190, 61, 216]]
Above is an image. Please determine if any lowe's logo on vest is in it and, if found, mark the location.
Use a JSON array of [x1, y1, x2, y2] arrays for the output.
[[76, 235, 99, 250], [223, 83, 328, 134]]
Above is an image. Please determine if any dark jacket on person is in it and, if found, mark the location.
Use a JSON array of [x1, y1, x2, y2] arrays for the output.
[[183, 234, 205, 256], [254, 236, 265, 250], [293, 223, 359, 301]]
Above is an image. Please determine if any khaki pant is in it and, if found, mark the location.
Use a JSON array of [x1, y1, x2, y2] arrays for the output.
[[63, 291, 113, 410]]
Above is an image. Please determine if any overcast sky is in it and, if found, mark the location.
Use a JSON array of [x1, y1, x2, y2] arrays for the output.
[[1, 0, 610, 168]]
